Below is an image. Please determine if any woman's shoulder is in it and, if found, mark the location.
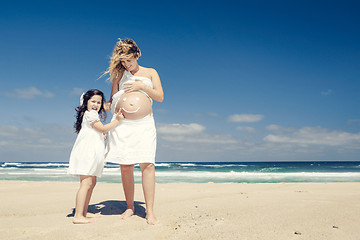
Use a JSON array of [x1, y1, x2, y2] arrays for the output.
[[139, 67, 158, 79], [141, 66, 157, 73]]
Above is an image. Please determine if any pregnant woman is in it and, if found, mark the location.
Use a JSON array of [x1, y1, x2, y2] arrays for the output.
[[104, 39, 164, 225]]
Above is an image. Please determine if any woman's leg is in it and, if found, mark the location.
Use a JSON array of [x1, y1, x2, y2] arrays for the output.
[[120, 164, 135, 219], [139, 163, 159, 225], [83, 176, 97, 217], [73, 175, 94, 224]]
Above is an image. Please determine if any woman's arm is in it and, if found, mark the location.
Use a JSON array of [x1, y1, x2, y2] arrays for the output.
[[124, 68, 164, 102], [104, 72, 123, 112], [145, 68, 164, 102]]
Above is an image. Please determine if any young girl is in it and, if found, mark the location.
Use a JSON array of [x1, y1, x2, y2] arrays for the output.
[[68, 89, 123, 224]]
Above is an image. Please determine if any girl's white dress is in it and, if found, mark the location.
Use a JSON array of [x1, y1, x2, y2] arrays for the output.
[[68, 110, 105, 177]]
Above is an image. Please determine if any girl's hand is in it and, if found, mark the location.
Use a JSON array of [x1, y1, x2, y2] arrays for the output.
[[123, 79, 145, 92], [115, 108, 125, 122], [103, 133, 107, 141]]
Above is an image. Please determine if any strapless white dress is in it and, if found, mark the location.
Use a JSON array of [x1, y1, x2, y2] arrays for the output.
[[105, 71, 156, 165]]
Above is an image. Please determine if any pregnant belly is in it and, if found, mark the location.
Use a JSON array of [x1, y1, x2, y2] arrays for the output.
[[115, 91, 152, 120]]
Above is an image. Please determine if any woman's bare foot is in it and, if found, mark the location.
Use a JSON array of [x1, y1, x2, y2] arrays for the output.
[[86, 212, 101, 218], [72, 216, 93, 224], [120, 208, 134, 220], [146, 214, 159, 225]]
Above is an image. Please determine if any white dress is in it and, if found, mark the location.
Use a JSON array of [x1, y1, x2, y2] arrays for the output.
[[105, 70, 157, 165], [68, 110, 105, 177]]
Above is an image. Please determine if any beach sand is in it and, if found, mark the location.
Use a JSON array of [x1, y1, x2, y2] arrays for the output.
[[0, 181, 360, 240]]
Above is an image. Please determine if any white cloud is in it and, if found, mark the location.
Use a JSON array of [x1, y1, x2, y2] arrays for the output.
[[266, 124, 295, 132], [160, 134, 238, 144], [157, 123, 205, 135], [156, 122, 360, 161], [264, 126, 360, 147], [228, 114, 264, 123], [236, 126, 256, 133], [0, 124, 75, 162], [157, 123, 239, 145], [0, 125, 74, 149], [4, 86, 54, 99]]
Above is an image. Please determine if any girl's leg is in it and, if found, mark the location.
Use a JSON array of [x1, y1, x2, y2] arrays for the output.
[[139, 163, 159, 225], [120, 164, 135, 219], [73, 175, 94, 224], [83, 176, 97, 217]]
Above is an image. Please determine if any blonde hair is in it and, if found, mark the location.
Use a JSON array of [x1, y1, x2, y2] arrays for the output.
[[104, 39, 141, 82]]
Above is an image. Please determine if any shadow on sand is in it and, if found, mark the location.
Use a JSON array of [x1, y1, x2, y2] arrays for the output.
[[67, 200, 146, 218]]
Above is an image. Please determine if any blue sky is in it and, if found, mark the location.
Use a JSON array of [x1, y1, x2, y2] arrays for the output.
[[1, 0, 360, 162]]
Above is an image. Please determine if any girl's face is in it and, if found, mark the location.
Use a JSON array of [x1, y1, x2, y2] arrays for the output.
[[121, 57, 138, 72], [87, 95, 102, 112]]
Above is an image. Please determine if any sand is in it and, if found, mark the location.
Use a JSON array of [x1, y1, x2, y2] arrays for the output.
[[0, 181, 360, 240]]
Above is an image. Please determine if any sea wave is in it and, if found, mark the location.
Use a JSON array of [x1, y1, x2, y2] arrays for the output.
[[178, 163, 197, 167], [1, 162, 22, 167], [155, 163, 171, 167], [2, 161, 360, 183], [0, 162, 69, 168], [154, 170, 360, 178]]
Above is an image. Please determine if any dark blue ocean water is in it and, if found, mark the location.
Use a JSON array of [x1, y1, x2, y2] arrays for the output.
[[1, 161, 360, 183]]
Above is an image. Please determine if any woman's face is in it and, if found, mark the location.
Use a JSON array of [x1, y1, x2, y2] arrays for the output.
[[121, 57, 138, 72]]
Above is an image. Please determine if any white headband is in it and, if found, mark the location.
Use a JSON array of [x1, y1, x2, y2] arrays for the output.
[[80, 92, 85, 106]]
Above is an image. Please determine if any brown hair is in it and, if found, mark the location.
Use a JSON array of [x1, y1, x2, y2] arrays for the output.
[[74, 89, 106, 133], [105, 39, 141, 82]]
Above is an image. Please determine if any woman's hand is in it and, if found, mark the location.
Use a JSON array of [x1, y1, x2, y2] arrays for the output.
[[104, 101, 111, 112], [123, 79, 145, 92]]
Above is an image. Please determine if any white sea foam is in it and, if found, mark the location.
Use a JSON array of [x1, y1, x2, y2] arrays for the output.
[[155, 163, 171, 167], [33, 168, 66, 172], [24, 163, 69, 168], [191, 164, 249, 168], [103, 168, 121, 172], [1, 162, 22, 167], [178, 163, 197, 167], [174, 163, 248, 168], [154, 171, 360, 179], [1, 162, 69, 168], [0, 167, 18, 170]]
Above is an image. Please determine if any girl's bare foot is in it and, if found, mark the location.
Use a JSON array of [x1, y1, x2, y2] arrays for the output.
[[73, 216, 93, 224], [146, 214, 159, 225], [120, 208, 134, 220]]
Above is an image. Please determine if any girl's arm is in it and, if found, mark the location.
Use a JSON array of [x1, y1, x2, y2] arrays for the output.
[[124, 68, 164, 102], [90, 111, 124, 133]]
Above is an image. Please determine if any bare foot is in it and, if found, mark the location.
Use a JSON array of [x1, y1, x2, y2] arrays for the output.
[[73, 216, 93, 224], [120, 208, 134, 220], [146, 214, 160, 225]]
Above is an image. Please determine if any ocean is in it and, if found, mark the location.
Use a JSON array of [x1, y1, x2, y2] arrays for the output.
[[1, 161, 360, 183]]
